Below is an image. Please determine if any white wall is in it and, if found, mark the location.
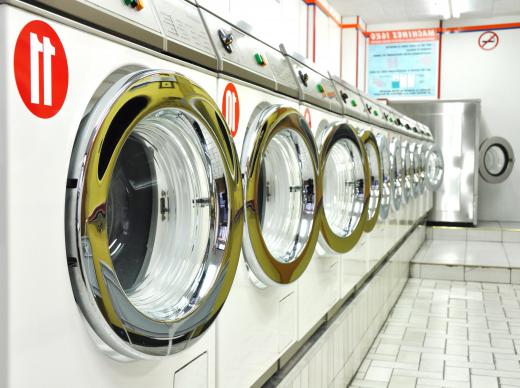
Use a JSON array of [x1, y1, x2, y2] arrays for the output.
[[441, 16, 520, 221], [314, 4, 341, 76]]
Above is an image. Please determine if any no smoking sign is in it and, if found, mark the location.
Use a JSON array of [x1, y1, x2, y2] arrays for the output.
[[14, 20, 69, 118], [478, 31, 499, 51]]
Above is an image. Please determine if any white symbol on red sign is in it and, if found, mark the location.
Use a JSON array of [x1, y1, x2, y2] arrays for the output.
[[303, 108, 312, 128], [14, 20, 68, 118], [478, 31, 499, 51], [222, 83, 240, 137]]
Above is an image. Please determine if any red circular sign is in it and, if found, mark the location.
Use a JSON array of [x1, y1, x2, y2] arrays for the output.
[[303, 108, 312, 128], [478, 31, 499, 51], [222, 83, 240, 137], [14, 20, 69, 118]]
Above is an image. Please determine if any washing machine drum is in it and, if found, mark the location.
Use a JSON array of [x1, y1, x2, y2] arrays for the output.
[[401, 140, 413, 203], [241, 106, 321, 287], [376, 134, 391, 220], [65, 70, 243, 359], [425, 144, 444, 191], [315, 122, 370, 255], [389, 137, 404, 211]]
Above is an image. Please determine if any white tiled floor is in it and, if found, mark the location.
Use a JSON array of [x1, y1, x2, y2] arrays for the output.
[[349, 279, 520, 388], [412, 225, 520, 284]]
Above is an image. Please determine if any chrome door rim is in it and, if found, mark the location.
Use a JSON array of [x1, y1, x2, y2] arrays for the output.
[[401, 140, 413, 203], [241, 105, 320, 287], [376, 134, 391, 220], [361, 130, 382, 232], [479, 137, 515, 183], [316, 121, 370, 255], [65, 69, 243, 360], [389, 137, 403, 211], [425, 144, 444, 191]]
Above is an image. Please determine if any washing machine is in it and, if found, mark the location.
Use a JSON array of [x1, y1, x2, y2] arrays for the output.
[[199, 10, 321, 388], [0, 1, 244, 387], [280, 52, 370, 340]]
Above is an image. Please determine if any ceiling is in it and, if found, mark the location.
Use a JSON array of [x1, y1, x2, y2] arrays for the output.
[[327, 0, 520, 24]]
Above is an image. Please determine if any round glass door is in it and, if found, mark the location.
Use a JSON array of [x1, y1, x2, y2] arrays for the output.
[[65, 70, 243, 359], [425, 144, 444, 191], [417, 144, 427, 194], [401, 140, 413, 203], [389, 137, 403, 211], [361, 130, 382, 232], [315, 122, 370, 255], [410, 142, 421, 198], [376, 134, 391, 220], [241, 106, 320, 287], [479, 137, 515, 183]]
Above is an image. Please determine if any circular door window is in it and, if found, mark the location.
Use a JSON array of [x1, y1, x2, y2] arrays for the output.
[[479, 137, 515, 183], [401, 141, 413, 203], [410, 143, 422, 198], [65, 70, 243, 359], [417, 144, 427, 194], [315, 122, 369, 255], [361, 130, 382, 232], [389, 137, 403, 211], [376, 134, 391, 220], [241, 106, 320, 287], [425, 144, 444, 191]]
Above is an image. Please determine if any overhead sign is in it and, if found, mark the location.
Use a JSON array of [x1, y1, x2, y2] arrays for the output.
[[222, 83, 240, 137], [367, 28, 439, 99], [14, 20, 69, 118], [478, 31, 499, 51]]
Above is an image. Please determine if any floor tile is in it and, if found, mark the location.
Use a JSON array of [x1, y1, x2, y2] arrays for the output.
[[465, 241, 508, 267], [432, 228, 467, 241], [349, 279, 520, 388]]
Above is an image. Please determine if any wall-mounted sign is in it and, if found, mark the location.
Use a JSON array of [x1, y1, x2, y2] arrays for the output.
[[367, 28, 439, 99], [478, 31, 499, 51]]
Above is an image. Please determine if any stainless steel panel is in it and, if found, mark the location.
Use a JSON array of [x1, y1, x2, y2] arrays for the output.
[[390, 100, 480, 225], [279, 45, 340, 112], [200, 10, 278, 92]]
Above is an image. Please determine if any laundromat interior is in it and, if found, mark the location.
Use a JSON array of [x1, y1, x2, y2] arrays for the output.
[[1, 0, 520, 387]]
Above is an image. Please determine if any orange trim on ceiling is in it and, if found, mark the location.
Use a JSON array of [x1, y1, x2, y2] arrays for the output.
[[302, 0, 520, 36]]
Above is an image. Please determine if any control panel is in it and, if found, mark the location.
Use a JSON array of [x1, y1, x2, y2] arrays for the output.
[[280, 46, 338, 111], [200, 10, 279, 92], [154, 0, 217, 69], [37, 0, 164, 49], [329, 76, 369, 121], [264, 51, 300, 99], [359, 93, 388, 128]]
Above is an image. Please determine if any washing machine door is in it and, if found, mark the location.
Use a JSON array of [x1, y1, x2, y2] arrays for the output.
[[241, 106, 320, 287], [425, 144, 445, 191], [417, 143, 427, 195], [360, 130, 382, 232], [411, 142, 422, 198], [376, 134, 391, 220], [401, 140, 413, 203], [389, 137, 403, 211], [65, 70, 243, 360], [479, 137, 515, 183], [315, 122, 370, 255]]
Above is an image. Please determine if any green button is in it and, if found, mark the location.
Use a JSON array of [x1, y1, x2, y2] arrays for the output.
[[124, 0, 132, 5], [374, 110, 379, 116], [351, 99, 357, 107], [317, 84, 324, 93], [389, 118, 394, 123], [254, 53, 265, 66]]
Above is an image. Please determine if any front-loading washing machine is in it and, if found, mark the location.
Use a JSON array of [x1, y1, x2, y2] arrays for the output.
[[199, 10, 321, 388], [0, 1, 244, 387], [280, 51, 370, 340], [342, 116, 382, 273]]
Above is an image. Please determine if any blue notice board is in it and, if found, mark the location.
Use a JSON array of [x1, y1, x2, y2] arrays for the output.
[[367, 29, 439, 98]]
